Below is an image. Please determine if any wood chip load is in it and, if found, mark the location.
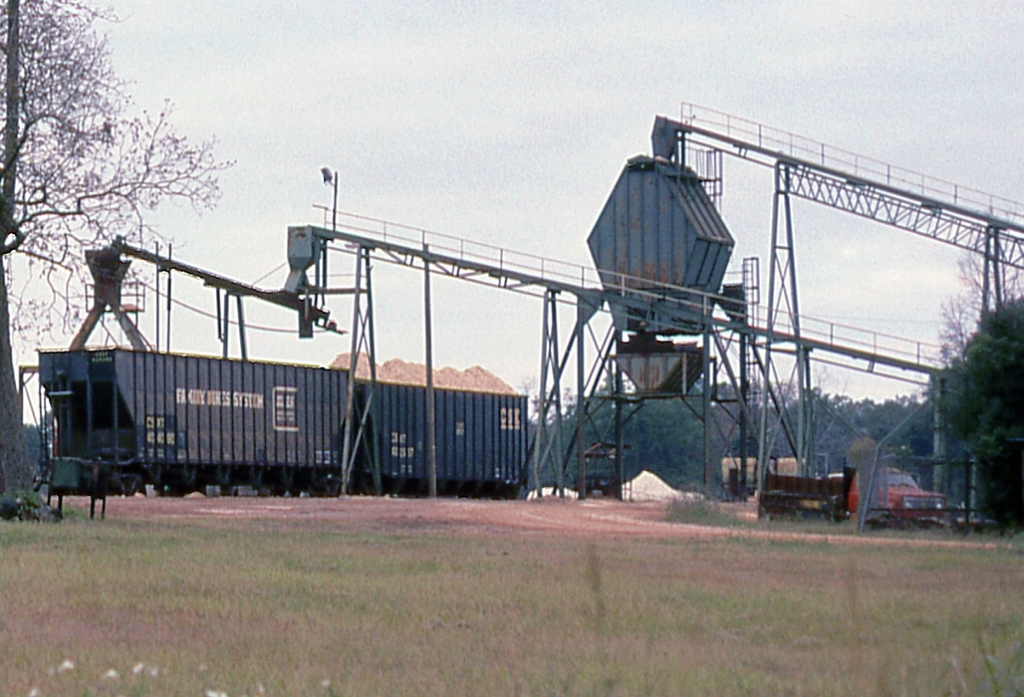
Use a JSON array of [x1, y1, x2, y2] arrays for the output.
[[330, 353, 517, 395]]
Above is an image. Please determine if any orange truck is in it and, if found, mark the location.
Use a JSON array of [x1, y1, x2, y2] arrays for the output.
[[848, 469, 947, 527], [758, 468, 946, 527]]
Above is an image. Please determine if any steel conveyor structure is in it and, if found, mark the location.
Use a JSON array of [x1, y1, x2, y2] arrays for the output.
[[108, 237, 337, 360], [655, 105, 1024, 495], [285, 208, 943, 502], [288, 104, 1018, 512], [666, 104, 1024, 311], [286, 220, 940, 375]]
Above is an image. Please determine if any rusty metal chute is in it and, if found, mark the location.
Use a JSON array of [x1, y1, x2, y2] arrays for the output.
[[68, 237, 337, 358], [70, 247, 151, 352]]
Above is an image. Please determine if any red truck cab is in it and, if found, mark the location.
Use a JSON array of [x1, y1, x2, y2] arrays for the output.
[[848, 469, 947, 526]]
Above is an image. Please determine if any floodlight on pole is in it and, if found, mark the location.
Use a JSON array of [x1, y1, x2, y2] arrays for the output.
[[320, 166, 338, 232]]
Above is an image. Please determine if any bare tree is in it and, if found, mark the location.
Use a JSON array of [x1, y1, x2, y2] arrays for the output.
[[0, 0, 229, 493], [939, 289, 978, 365], [939, 254, 1024, 365]]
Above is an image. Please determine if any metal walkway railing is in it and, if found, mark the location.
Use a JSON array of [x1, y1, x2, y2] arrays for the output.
[[311, 209, 944, 375]]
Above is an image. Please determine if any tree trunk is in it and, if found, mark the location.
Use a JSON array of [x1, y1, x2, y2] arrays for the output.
[[3, 0, 19, 219], [0, 265, 30, 493], [0, 0, 28, 494]]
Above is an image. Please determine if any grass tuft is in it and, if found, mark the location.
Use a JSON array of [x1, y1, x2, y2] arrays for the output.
[[664, 499, 747, 527]]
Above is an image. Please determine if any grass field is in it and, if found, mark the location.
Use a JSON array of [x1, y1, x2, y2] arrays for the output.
[[1, 503, 1022, 696]]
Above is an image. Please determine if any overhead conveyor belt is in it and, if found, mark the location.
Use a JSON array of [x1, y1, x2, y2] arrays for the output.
[[289, 221, 941, 376], [659, 106, 1024, 276]]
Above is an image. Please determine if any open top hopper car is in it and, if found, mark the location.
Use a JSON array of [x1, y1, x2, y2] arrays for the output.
[[351, 380, 527, 498], [38, 348, 349, 495], [36, 348, 528, 499]]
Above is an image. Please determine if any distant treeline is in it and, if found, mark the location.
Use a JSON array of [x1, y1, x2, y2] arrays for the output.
[[566, 389, 940, 492]]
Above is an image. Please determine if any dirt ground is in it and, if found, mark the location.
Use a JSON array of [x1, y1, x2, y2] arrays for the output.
[[58, 494, 1006, 550]]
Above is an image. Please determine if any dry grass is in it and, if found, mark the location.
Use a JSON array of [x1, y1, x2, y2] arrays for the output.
[[1, 510, 1022, 696]]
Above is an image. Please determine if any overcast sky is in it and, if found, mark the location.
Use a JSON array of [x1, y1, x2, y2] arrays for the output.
[[17, 0, 1024, 403]]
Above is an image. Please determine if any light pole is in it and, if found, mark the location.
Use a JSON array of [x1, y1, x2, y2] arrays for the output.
[[315, 167, 340, 310], [320, 166, 338, 232]]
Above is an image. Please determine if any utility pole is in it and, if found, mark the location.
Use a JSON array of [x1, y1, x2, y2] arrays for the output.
[[424, 245, 437, 498], [576, 297, 586, 500]]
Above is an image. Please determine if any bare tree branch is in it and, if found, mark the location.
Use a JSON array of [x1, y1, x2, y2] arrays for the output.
[[0, 0, 231, 493]]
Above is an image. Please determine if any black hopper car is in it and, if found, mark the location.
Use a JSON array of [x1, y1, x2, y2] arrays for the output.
[[36, 349, 528, 499], [350, 381, 527, 497]]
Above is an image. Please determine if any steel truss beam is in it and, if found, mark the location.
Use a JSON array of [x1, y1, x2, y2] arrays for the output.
[[291, 199, 943, 502], [784, 165, 1014, 308], [668, 114, 1024, 309], [339, 246, 381, 495], [673, 119, 1024, 245], [295, 225, 940, 377], [785, 165, 1009, 257]]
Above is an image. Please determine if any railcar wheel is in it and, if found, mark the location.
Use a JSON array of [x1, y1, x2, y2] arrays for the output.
[[248, 466, 264, 488], [278, 467, 295, 495], [118, 474, 141, 497], [217, 466, 232, 487], [323, 478, 342, 497]]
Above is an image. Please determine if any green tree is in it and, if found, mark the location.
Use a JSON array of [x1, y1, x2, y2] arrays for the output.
[[622, 399, 705, 488], [947, 301, 1024, 527], [575, 390, 709, 492]]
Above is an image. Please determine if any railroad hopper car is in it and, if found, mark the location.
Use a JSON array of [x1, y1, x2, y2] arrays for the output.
[[37, 349, 529, 499], [349, 381, 527, 498], [38, 348, 348, 495]]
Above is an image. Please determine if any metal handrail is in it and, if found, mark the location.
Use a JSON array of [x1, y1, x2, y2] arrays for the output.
[[313, 207, 943, 370], [680, 102, 1024, 228]]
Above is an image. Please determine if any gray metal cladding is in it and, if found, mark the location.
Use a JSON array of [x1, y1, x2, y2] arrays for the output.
[[362, 381, 527, 489], [39, 349, 347, 468], [587, 156, 735, 297]]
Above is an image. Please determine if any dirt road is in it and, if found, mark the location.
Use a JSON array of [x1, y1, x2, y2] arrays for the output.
[[61, 495, 1006, 550]]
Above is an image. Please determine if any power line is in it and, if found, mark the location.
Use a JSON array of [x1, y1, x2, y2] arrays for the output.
[[137, 279, 296, 335], [250, 261, 287, 286]]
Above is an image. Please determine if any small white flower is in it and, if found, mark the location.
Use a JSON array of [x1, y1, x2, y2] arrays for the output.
[[146, 665, 159, 678], [132, 662, 145, 675], [321, 679, 331, 688], [57, 658, 75, 674], [101, 668, 120, 680], [256, 683, 266, 695], [28, 689, 39, 697], [204, 691, 229, 697]]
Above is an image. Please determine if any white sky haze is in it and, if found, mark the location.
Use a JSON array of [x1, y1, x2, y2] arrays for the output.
[[15, 0, 1024, 404]]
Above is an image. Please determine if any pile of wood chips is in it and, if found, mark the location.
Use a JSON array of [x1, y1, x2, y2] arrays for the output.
[[330, 353, 517, 395]]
